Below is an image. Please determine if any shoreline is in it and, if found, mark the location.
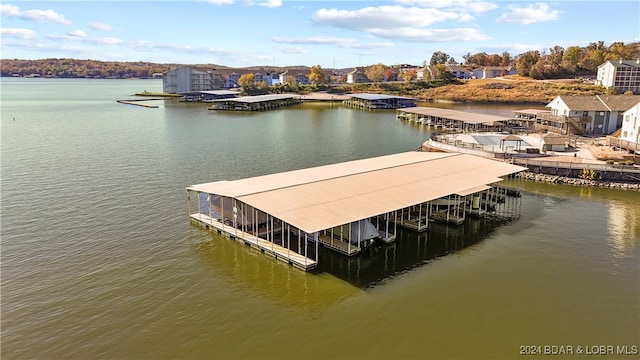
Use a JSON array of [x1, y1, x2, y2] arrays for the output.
[[514, 171, 640, 191]]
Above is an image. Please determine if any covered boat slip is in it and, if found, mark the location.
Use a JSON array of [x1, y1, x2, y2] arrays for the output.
[[208, 94, 301, 111], [396, 107, 508, 132], [343, 94, 416, 109], [187, 151, 526, 271]]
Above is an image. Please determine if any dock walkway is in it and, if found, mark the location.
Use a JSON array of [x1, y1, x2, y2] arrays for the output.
[[318, 235, 360, 256], [190, 213, 317, 270]]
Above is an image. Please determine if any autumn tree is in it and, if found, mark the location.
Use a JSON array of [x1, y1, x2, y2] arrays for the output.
[[384, 68, 396, 81], [501, 51, 512, 66], [238, 73, 255, 90], [434, 64, 448, 80], [516, 50, 540, 77], [403, 69, 417, 82], [308, 65, 325, 85], [365, 63, 386, 83]]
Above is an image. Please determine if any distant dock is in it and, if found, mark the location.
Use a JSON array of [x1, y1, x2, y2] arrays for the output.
[[117, 99, 164, 108], [343, 93, 416, 109], [208, 94, 301, 111]]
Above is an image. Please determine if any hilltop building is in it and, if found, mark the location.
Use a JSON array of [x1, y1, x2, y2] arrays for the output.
[[596, 59, 640, 95]]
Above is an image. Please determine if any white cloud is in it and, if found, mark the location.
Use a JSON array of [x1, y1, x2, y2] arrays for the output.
[[395, 0, 498, 13], [275, 46, 307, 54], [271, 36, 394, 49], [370, 27, 491, 42], [496, 3, 561, 25], [0, 27, 37, 39], [46, 32, 123, 45], [312, 5, 491, 43], [258, 0, 282, 8], [207, 0, 234, 4], [0, 3, 71, 25], [67, 29, 86, 38], [91, 22, 113, 31], [313, 6, 460, 30]]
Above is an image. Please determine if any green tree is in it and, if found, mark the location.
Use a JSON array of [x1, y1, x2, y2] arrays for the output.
[[430, 51, 451, 65], [563, 46, 583, 73]]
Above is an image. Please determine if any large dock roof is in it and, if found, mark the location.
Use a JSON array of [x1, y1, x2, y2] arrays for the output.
[[188, 152, 525, 233], [398, 107, 509, 125]]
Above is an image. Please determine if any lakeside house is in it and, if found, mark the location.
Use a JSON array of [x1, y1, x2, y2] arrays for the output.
[[346, 67, 369, 83], [471, 66, 517, 79], [596, 59, 640, 95], [609, 101, 640, 154], [539, 94, 640, 135]]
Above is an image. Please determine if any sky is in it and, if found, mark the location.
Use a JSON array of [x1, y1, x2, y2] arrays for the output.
[[1, 1, 639, 68]]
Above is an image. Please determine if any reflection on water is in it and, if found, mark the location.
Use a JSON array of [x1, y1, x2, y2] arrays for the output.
[[505, 177, 640, 257], [190, 230, 360, 315], [608, 200, 640, 257], [319, 216, 514, 288]]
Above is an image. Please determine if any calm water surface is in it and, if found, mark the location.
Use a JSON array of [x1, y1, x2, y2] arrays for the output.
[[1, 78, 638, 359]]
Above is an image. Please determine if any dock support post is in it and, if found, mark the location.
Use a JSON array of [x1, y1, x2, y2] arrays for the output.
[[221, 196, 225, 232], [187, 190, 192, 218]]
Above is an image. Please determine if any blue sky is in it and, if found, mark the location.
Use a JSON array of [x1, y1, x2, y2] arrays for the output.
[[1, 1, 638, 68]]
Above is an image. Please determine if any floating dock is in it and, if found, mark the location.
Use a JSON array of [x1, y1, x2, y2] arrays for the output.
[[186, 151, 526, 271], [343, 93, 416, 109], [396, 107, 507, 132], [208, 94, 301, 111], [116, 99, 162, 108]]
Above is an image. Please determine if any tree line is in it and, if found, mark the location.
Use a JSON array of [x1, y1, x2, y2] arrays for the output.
[[0, 58, 174, 78], [1, 41, 638, 80], [430, 41, 639, 79]]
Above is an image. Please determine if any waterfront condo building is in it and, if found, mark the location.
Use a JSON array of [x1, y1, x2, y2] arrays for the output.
[[620, 102, 640, 147], [596, 59, 640, 95], [163, 67, 225, 93]]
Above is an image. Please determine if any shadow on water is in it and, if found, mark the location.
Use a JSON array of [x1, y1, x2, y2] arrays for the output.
[[189, 208, 524, 312], [318, 216, 514, 289], [189, 229, 361, 315]]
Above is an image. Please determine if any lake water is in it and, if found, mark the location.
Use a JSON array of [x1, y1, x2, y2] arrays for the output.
[[1, 78, 638, 359]]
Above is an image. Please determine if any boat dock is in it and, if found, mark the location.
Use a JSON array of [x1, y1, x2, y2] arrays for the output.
[[343, 93, 416, 109], [186, 151, 526, 271], [116, 99, 163, 108], [396, 107, 507, 132], [208, 94, 301, 111], [190, 213, 317, 271]]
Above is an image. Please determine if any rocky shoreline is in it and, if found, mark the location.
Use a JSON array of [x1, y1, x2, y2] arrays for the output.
[[514, 171, 640, 191]]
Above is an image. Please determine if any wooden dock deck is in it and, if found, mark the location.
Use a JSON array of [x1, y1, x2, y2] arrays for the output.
[[190, 213, 317, 271], [430, 210, 465, 225], [116, 99, 161, 108], [318, 235, 360, 256]]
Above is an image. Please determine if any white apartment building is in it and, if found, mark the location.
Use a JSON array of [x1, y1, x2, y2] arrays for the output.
[[596, 59, 640, 95], [162, 67, 224, 93], [620, 102, 640, 146]]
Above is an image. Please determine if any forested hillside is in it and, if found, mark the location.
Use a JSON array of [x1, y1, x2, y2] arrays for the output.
[[1, 41, 638, 80]]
